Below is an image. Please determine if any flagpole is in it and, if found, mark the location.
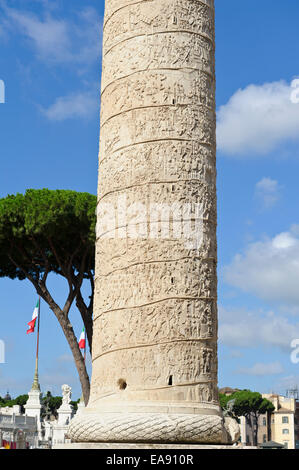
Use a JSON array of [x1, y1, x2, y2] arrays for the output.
[[32, 297, 41, 391], [36, 297, 41, 362]]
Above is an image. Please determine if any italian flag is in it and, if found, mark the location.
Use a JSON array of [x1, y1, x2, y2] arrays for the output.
[[27, 299, 39, 334], [78, 328, 86, 349]]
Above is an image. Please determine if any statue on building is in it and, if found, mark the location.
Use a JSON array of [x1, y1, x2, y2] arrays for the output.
[[62, 385, 72, 406]]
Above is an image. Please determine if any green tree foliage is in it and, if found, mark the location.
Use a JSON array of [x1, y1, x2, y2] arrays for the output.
[[0, 189, 97, 404], [48, 396, 63, 418], [0, 399, 15, 408], [15, 394, 29, 413], [219, 393, 233, 410], [220, 389, 275, 446], [70, 398, 80, 411], [41, 391, 63, 419], [0, 394, 29, 413], [41, 391, 80, 418]]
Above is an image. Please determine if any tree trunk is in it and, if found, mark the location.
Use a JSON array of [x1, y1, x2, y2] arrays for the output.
[[75, 292, 93, 355], [7, 245, 92, 404], [58, 313, 90, 405], [38, 286, 90, 405], [253, 413, 259, 447]]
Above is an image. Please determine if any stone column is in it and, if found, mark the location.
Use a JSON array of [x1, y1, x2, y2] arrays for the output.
[[24, 380, 43, 442], [69, 0, 238, 444]]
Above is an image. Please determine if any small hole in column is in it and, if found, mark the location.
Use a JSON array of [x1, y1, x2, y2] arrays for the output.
[[168, 375, 173, 386], [117, 378, 127, 390]]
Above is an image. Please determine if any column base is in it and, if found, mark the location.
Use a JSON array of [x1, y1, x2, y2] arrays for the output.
[[68, 411, 239, 445], [53, 443, 247, 449]]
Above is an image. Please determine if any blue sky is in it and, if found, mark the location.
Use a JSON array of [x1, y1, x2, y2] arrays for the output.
[[1, 0, 299, 400]]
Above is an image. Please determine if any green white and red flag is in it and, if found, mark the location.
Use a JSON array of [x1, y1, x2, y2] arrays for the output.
[[78, 328, 86, 349], [27, 299, 39, 334]]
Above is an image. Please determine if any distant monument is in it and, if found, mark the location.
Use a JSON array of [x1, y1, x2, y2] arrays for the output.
[[24, 359, 43, 441], [69, 0, 238, 444], [51, 385, 74, 445]]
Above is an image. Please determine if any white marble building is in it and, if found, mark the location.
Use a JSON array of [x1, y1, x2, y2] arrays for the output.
[[0, 406, 38, 449], [0, 384, 78, 449]]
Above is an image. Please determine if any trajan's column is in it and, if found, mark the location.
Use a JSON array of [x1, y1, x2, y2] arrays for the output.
[[69, 0, 238, 444]]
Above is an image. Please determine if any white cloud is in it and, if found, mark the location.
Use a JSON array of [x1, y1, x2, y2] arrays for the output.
[[57, 354, 73, 363], [217, 80, 299, 156], [255, 177, 282, 209], [223, 227, 299, 305], [226, 350, 244, 359], [236, 362, 284, 376], [219, 306, 299, 352], [7, 9, 70, 61], [1, 4, 101, 66], [42, 89, 99, 121]]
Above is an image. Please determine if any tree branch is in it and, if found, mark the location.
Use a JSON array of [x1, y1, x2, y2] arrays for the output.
[[48, 237, 68, 278], [8, 252, 38, 288], [30, 236, 49, 268]]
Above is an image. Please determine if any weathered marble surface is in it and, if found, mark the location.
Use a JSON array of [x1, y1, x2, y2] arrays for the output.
[[54, 443, 252, 450], [69, 0, 239, 444]]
